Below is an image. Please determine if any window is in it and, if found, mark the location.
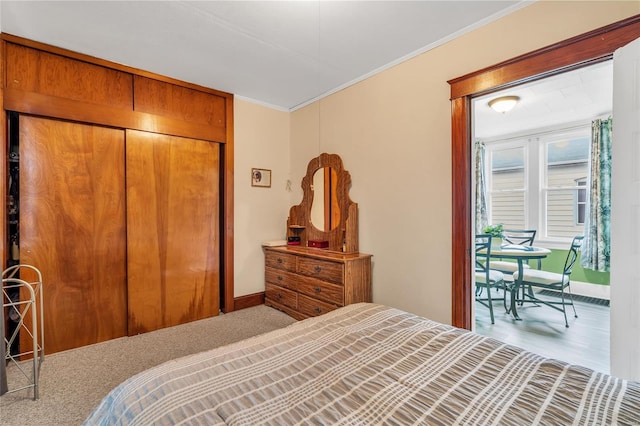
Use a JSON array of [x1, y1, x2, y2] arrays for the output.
[[543, 136, 589, 239], [485, 126, 590, 244], [576, 178, 587, 225]]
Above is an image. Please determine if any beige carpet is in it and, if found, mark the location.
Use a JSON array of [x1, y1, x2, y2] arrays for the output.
[[0, 305, 296, 425]]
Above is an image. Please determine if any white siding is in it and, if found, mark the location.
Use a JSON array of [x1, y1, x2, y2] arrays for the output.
[[490, 163, 586, 237], [489, 168, 524, 228]]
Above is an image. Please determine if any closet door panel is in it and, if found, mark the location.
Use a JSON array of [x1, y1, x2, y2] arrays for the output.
[[19, 116, 127, 354], [126, 130, 220, 334]]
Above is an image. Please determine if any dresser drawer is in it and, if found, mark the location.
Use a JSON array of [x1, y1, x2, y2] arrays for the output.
[[265, 283, 298, 310], [265, 267, 298, 291], [265, 299, 307, 321], [297, 258, 343, 284], [296, 275, 344, 305], [264, 247, 372, 321], [265, 251, 296, 272], [298, 294, 339, 317]]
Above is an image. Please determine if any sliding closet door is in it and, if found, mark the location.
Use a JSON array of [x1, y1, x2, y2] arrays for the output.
[[126, 130, 220, 334], [19, 116, 127, 354]]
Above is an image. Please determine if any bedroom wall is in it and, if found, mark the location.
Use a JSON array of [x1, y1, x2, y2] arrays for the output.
[[285, 1, 639, 324], [233, 99, 290, 297]]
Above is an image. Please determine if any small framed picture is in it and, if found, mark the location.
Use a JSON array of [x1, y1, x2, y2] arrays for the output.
[[251, 168, 271, 188]]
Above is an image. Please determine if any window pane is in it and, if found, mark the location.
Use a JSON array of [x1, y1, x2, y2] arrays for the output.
[[576, 179, 587, 225], [490, 146, 525, 228], [492, 147, 525, 189], [578, 204, 586, 225], [578, 187, 586, 203], [546, 138, 589, 187], [546, 188, 585, 238], [490, 192, 525, 229], [545, 139, 588, 235]]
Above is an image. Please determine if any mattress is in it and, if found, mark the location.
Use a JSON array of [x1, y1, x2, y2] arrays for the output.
[[85, 303, 640, 425]]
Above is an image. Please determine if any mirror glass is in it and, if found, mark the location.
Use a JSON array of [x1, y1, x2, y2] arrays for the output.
[[310, 167, 340, 231]]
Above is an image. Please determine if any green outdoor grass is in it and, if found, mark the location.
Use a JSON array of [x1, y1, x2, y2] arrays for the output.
[[540, 249, 609, 285]]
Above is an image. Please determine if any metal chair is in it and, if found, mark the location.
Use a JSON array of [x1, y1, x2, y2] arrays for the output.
[[475, 234, 507, 324], [512, 236, 584, 327], [503, 229, 537, 246], [491, 229, 538, 276]]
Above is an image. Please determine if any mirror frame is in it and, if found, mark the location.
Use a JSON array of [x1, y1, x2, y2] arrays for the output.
[[287, 153, 359, 253]]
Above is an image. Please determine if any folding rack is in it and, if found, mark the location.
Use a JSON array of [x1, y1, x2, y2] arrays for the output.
[[2, 264, 44, 400]]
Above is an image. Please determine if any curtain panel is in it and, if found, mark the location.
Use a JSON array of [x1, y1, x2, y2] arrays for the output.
[[475, 141, 488, 234], [581, 117, 612, 272]]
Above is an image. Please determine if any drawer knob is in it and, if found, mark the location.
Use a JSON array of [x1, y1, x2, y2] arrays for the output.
[[314, 266, 322, 273], [314, 307, 323, 314], [314, 286, 321, 293], [277, 258, 283, 264], [277, 292, 283, 299], [277, 275, 283, 281]]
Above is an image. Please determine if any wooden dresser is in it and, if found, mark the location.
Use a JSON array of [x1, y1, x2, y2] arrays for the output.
[[264, 246, 372, 320]]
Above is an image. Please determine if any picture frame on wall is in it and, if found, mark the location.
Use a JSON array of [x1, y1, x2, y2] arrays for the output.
[[251, 168, 271, 188]]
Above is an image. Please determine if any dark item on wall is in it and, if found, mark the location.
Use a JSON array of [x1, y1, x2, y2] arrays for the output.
[[251, 168, 271, 187]]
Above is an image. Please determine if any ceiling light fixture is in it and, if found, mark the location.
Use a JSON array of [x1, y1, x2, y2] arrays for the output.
[[488, 95, 520, 113]]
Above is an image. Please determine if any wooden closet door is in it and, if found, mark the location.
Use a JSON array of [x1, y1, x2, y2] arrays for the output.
[[126, 130, 220, 334], [19, 116, 127, 354]]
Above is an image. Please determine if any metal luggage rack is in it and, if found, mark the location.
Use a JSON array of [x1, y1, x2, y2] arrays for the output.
[[2, 264, 44, 400]]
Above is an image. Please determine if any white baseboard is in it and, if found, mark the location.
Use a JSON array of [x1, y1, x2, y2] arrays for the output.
[[535, 280, 610, 301]]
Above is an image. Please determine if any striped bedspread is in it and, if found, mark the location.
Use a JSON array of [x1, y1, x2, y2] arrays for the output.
[[85, 303, 640, 425]]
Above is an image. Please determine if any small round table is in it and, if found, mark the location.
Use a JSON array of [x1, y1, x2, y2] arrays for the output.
[[487, 244, 551, 320]]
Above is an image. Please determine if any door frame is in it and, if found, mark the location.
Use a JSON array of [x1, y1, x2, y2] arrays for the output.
[[449, 15, 640, 329]]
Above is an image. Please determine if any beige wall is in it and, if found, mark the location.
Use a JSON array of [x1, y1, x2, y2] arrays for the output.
[[233, 99, 290, 296], [236, 2, 639, 323]]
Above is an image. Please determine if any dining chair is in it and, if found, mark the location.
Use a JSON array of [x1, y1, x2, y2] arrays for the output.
[[475, 234, 507, 324], [503, 229, 537, 246], [512, 235, 584, 327], [491, 229, 538, 276]]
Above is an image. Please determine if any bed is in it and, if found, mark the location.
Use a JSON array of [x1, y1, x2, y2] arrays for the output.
[[85, 303, 640, 425]]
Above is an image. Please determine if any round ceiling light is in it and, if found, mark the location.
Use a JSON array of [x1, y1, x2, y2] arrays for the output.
[[488, 96, 520, 113]]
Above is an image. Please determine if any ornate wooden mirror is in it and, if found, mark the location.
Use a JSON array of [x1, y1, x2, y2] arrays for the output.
[[287, 153, 359, 253]]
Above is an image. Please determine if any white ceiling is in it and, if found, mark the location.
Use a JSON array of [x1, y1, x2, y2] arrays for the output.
[[474, 60, 613, 140], [0, 1, 526, 111], [0, 1, 612, 139]]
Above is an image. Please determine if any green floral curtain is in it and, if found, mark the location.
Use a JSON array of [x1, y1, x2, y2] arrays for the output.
[[475, 141, 488, 234], [581, 117, 612, 271]]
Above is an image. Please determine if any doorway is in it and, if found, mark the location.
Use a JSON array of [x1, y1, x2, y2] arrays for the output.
[[449, 16, 640, 374], [470, 62, 612, 372]]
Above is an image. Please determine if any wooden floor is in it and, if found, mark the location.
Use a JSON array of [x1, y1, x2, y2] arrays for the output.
[[474, 294, 610, 374]]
